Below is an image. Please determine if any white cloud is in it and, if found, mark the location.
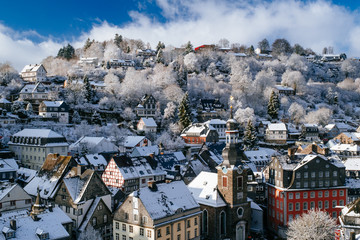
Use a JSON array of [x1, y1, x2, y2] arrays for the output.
[[2, 0, 360, 71]]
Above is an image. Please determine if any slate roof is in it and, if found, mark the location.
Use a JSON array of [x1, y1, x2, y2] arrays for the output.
[[0, 159, 18, 173]]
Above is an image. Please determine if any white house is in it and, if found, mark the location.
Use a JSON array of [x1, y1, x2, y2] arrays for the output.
[[205, 119, 227, 140], [137, 117, 157, 133], [8, 129, 69, 170], [38, 101, 69, 124], [0, 182, 32, 212], [265, 123, 287, 144], [122, 136, 151, 152], [20, 64, 47, 82]]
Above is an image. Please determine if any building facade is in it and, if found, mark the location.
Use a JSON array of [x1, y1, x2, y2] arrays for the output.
[[181, 123, 219, 145], [38, 101, 69, 123], [8, 129, 69, 170], [20, 64, 47, 82], [113, 181, 201, 240], [267, 154, 347, 234]]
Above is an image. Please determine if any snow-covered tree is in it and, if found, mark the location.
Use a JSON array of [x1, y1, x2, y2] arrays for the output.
[[281, 70, 307, 93], [103, 41, 121, 61], [123, 107, 135, 121], [286, 209, 336, 240], [163, 102, 177, 120], [234, 107, 256, 127], [184, 52, 200, 73], [288, 102, 305, 125], [104, 72, 121, 96], [304, 108, 332, 126], [178, 92, 191, 129], [82, 75, 94, 103], [267, 91, 280, 120], [72, 110, 81, 124], [243, 119, 257, 150], [156, 131, 185, 150]]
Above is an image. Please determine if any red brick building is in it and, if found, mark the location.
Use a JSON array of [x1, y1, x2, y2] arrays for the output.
[[267, 154, 347, 234]]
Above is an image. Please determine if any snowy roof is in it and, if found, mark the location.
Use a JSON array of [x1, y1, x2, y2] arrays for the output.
[[130, 145, 159, 157], [0, 183, 17, 200], [324, 124, 337, 130], [182, 123, 212, 137], [139, 117, 157, 127], [344, 158, 360, 171], [0, 98, 10, 104], [17, 167, 37, 183], [187, 171, 226, 207], [331, 144, 360, 152], [72, 136, 105, 147], [80, 154, 107, 167], [267, 123, 287, 131], [154, 152, 186, 170], [20, 64, 45, 73], [132, 181, 199, 220], [113, 156, 166, 180], [12, 128, 64, 138], [63, 177, 87, 204], [0, 207, 71, 240], [20, 82, 48, 94], [24, 154, 73, 199], [0, 159, 18, 173], [124, 136, 146, 148], [41, 101, 64, 107], [346, 178, 360, 189], [274, 85, 294, 91], [244, 148, 278, 162], [205, 119, 227, 125], [295, 154, 345, 170]]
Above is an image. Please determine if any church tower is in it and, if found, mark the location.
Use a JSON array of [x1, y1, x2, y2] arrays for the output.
[[216, 105, 251, 240], [217, 106, 248, 206]]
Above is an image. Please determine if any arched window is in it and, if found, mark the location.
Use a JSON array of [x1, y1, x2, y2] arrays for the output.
[[220, 211, 226, 235], [202, 210, 208, 234]]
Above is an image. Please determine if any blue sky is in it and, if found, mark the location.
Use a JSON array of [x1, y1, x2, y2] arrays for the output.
[[1, 0, 360, 70]]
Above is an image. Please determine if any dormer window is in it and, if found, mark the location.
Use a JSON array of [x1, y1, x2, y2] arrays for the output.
[[36, 228, 49, 240]]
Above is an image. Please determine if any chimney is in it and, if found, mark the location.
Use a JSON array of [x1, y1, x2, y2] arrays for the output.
[[77, 165, 82, 176], [10, 220, 16, 230], [148, 180, 157, 191]]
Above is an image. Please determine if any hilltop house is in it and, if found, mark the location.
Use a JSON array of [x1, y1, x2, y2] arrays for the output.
[[197, 98, 225, 122], [137, 117, 157, 133], [38, 101, 69, 123], [135, 94, 158, 118], [265, 123, 288, 144], [20, 64, 47, 82]]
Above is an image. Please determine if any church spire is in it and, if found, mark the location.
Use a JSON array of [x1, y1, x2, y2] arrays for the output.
[[31, 188, 45, 216]]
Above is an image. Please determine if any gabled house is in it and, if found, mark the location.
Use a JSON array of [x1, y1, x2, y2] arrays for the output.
[[334, 132, 360, 145], [123, 136, 151, 152], [101, 155, 166, 194], [324, 124, 340, 139], [135, 94, 158, 118], [267, 154, 347, 234], [130, 145, 159, 158], [181, 123, 219, 145], [18, 82, 51, 113], [331, 144, 360, 158], [301, 124, 320, 141], [39, 101, 69, 124], [265, 123, 287, 144], [24, 154, 76, 204], [243, 148, 279, 171], [197, 99, 225, 122], [0, 98, 11, 112], [20, 64, 47, 82], [54, 169, 112, 239], [8, 128, 69, 170], [0, 109, 18, 127], [205, 119, 227, 140], [0, 182, 32, 212], [70, 136, 119, 155], [293, 143, 329, 156], [113, 181, 201, 240], [0, 158, 18, 181], [340, 198, 360, 239], [137, 117, 157, 133]]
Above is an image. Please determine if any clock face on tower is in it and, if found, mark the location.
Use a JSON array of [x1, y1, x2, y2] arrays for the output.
[[237, 167, 243, 174], [222, 166, 228, 174]]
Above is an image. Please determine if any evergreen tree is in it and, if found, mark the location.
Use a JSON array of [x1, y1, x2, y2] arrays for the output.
[[83, 75, 94, 103], [57, 44, 75, 60], [184, 41, 193, 55], [247, 45, 255, 55], [178, 92, 191, 129], [268, 91, 280, 120], [84, 38, 93, 50], [243, 119, 258, 150], [91, 111, 102, 125], [114, 34, 123, 48], [156, 48, 164, 64], [72, 110, 81, 124], [156, 41, 165, 53]]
